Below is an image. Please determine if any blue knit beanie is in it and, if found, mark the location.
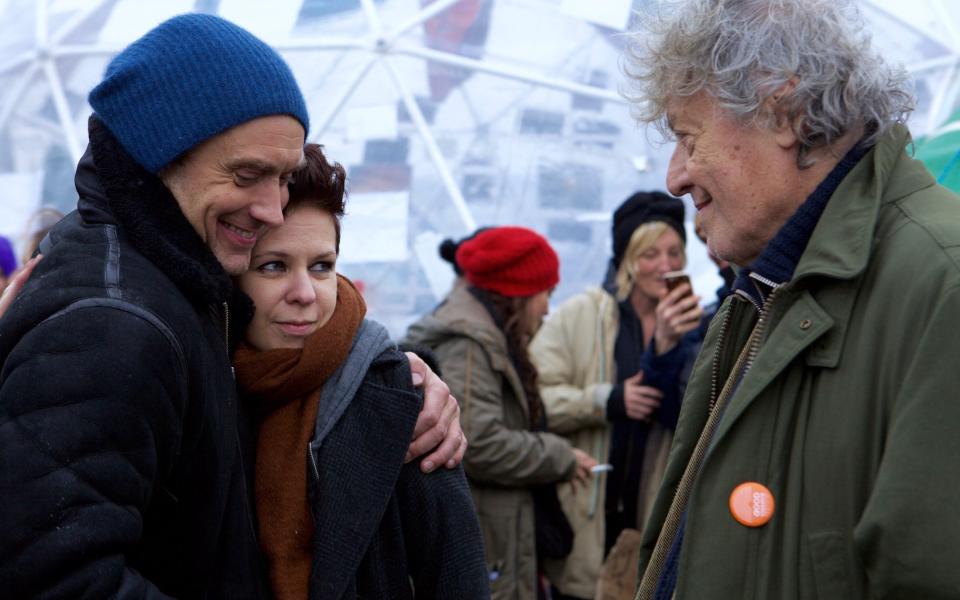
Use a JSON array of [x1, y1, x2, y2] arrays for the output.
[[89, 14, 310, 173]]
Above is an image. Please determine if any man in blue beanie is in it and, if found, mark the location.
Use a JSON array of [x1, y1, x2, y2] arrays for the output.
[[0, 14, 464, 599]]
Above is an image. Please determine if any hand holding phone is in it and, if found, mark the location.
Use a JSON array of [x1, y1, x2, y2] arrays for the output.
[[662, 270, 692, 296], [655, 271, 704, 355]]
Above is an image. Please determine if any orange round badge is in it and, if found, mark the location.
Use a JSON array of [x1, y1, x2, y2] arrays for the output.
[[729, 482, 775, 527]]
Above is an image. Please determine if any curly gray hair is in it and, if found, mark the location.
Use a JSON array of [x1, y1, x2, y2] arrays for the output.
[[625, 0, 914, 167]]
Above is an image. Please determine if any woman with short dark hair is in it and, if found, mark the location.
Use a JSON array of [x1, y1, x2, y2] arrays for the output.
[[234, 144, 488, 600]]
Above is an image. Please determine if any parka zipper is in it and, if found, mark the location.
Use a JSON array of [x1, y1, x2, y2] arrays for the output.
[[709, 302, 736, 412], [637, 286, 783, 600], [710, 282, 782, 411], [742, 281, 782, 375]]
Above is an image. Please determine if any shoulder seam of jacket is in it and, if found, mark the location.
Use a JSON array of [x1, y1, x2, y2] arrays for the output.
[[40, 297, 188, 381]]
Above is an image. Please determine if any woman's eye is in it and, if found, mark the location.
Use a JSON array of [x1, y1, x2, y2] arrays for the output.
[[258, 261, 285, 273], [310, 261, 334, 274]]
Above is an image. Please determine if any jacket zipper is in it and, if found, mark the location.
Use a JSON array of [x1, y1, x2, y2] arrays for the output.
[[639, 288, 782, 599], [223, 301, 230, 353], [709, 301, 736, 412], [218, 299, 259, 547], [711, 282, 782, 411], [223, 301, 235, 379], [743, 283, 782, 373]]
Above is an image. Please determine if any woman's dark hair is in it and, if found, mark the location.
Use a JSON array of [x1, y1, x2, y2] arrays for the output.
[[474, 287, 544, 429], [287, 143, 348, 252]]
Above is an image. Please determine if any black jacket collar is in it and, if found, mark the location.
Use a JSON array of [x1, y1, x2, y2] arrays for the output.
[[78, 116, 252, 324]]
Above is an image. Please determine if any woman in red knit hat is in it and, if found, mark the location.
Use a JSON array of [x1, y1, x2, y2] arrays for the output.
[[405, 226, 597, 600]]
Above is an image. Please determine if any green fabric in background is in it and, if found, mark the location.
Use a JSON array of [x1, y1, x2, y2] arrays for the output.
[[915, 108, 960, 192]]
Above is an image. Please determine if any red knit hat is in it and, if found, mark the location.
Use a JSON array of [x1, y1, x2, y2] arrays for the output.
[[456, 226, 559, 297]]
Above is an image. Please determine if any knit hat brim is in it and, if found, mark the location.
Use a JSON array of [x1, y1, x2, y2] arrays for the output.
[[89, 14, 309, 173], [457, 227, 559, 297], [612, 191, 686, 268]]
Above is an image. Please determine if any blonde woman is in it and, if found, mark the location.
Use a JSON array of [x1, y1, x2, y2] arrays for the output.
[[530, 192, 703, 600]]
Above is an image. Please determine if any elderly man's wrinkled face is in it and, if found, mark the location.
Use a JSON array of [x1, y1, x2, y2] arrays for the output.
[[665, 93, 802, 267], [161, 115, 305, 276]]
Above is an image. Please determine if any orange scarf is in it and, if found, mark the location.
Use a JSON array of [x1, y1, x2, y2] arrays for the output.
[[233, 275, 366, 600]]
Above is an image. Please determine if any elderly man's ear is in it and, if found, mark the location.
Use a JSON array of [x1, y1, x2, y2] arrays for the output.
[[767, 78, 802, 150]]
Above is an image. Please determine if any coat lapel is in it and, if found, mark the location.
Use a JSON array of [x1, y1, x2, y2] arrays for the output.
[[708, 125, 933, 451]]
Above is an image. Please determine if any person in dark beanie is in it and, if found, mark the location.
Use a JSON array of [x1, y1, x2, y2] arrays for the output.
[[529, 192, 703, 600], [611, 191, 686, 270], [405, 226, 598, 600], [0, 14, 463, 599]]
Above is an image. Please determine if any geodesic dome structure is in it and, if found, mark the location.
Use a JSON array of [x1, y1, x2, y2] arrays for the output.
[[2, 0, 960, 332]]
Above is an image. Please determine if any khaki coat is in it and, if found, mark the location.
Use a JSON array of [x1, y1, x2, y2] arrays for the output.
[[405, 286, 577, 600]]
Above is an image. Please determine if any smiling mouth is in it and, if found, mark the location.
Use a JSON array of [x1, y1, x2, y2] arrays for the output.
[[220, 220, 258, 247], [694, 197, 712, 211]]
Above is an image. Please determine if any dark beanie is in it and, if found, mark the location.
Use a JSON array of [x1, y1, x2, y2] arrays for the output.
[[612, 191, 686, 268], [457, 227, 559, 297], [89, 14, 310, 173]]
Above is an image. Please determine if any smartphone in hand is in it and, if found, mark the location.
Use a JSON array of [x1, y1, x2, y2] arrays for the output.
[[663, 271, 692, 296]]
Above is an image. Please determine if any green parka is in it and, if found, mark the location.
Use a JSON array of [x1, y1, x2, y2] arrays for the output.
[[405, 286, 577, 600], [637, 125, 960, 599]]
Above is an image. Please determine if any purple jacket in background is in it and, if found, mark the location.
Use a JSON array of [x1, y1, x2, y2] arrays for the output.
[[0, 235, 17, 277]]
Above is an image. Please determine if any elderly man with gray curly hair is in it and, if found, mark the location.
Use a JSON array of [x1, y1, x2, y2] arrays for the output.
[[625, 1, 960, 598]]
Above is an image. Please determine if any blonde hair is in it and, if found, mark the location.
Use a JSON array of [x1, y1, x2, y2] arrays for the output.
[[615, 222, 687, 301]]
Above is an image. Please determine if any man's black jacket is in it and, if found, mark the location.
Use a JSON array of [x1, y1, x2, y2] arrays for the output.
[[0, 117, 269, 599]]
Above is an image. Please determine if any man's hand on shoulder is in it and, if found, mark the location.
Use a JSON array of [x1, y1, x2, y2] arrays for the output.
[[404, 351, 467, 473]]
